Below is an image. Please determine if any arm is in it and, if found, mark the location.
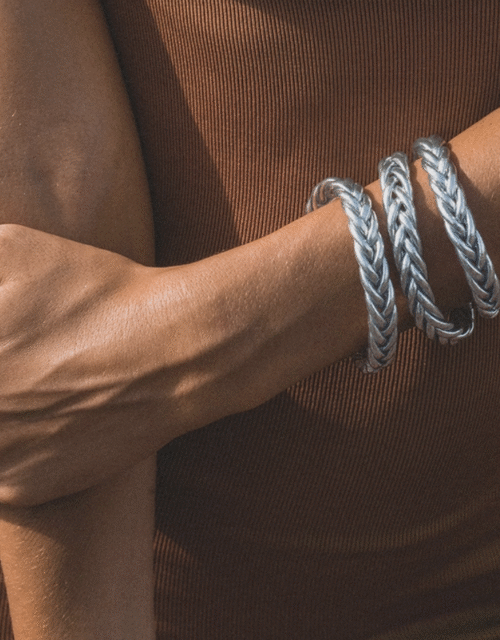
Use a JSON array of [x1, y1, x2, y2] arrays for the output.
[[0, 108, 498, 507], [0, 1, 156, 637]]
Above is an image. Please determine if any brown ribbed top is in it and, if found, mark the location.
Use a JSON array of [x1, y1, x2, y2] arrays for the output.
[[1, 1, 499, 638]]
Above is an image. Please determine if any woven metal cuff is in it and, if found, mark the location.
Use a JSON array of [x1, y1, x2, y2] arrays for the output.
[[413, 135, 500, 319], [306, 177, 398, 373], [379, 151, 474, 345]]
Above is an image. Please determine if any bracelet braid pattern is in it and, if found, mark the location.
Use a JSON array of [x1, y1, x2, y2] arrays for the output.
[[306, 177, 398, 373], [413, 135, 500, 319], [379, 152, 473, 345]]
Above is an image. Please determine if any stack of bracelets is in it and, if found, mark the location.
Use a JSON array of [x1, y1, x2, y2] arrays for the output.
[[306, 135, 500, 374]]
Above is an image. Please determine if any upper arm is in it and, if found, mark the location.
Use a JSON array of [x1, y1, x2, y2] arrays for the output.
[[0, 0, 154, 263]]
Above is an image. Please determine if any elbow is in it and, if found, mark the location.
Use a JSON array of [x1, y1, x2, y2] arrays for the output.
[[0, 483, 49, 509]]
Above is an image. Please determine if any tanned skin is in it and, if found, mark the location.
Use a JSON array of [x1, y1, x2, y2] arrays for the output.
[[0, 1, 156, 638], [0, 111, 497, 507], [0, 1, 498, 638]]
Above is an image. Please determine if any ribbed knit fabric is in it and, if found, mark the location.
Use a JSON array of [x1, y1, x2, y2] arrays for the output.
[[1, 1, 499, 639]]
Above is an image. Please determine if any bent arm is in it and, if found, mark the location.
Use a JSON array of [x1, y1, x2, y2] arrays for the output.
[[0, 1, 156, 638], [0, 109, 498, 509], [128, 108, 500, 434]]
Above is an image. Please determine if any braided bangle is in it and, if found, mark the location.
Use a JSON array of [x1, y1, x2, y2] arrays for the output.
[[413, 135, 500, 319], [306, 177, 398, 373], [379, 151, 474, 345]]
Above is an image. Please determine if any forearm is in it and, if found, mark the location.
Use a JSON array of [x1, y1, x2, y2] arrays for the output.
[[142, 108, 500, 435], [0, 1, 155, 638], [0, 463, 155, 640], [0, 105, 498, 509]]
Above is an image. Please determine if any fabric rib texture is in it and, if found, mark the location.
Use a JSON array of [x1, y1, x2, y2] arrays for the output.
[[0, 1, 499, 638]]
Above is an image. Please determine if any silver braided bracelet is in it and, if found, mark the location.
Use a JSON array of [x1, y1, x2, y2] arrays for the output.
[[379, 151, 474, 345], [413, 135, 500, 319], [306, 177, 398, 373]]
